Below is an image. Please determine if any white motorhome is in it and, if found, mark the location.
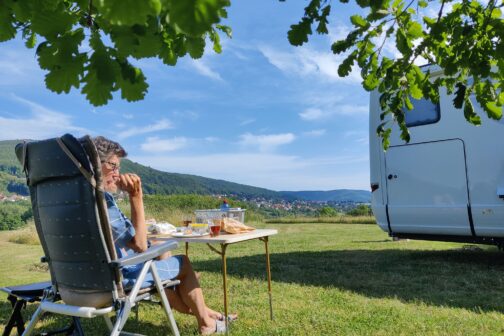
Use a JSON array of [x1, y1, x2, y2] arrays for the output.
[[369, 67, 504, 246]]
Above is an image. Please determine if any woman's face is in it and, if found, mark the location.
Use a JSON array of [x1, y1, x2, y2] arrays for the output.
[[101, 154, 121, 193]]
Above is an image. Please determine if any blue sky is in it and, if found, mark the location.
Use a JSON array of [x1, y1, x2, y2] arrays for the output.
[[0, 1, 373, 191]]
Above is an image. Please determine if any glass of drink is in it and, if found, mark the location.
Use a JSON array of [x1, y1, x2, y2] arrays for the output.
[[210, 219, 221, 237], [182, 215, 192, 227]]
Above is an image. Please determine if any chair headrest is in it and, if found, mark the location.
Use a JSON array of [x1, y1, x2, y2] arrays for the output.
[[15, 134, 93, 186]]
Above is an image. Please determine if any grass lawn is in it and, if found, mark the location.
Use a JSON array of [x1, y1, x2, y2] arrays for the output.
[[1, 223, 504, 335]]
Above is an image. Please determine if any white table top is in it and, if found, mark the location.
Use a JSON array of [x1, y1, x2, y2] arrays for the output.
[[151, 229, 278, 245]]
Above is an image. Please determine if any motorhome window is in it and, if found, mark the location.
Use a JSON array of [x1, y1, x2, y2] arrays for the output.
[[404, 97, 440, 127]]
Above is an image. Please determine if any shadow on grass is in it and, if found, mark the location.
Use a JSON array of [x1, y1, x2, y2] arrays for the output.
[[194, 248, 504, 313], [0, 300, 187, 335]]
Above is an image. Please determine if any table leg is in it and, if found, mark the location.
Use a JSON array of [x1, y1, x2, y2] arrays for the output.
[[185, 242, 189, 256], [260, 237, 274, 320], [220, 243, 229, 332]]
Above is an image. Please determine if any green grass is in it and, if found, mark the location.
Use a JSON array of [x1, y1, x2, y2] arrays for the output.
[[1, 223, 504, 335]]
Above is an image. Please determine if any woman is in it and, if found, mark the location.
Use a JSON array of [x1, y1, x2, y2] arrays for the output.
[[93, 136, 235, 334]]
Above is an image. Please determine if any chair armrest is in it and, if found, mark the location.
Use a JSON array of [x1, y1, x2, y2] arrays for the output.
[[110, 241, 179, 268]]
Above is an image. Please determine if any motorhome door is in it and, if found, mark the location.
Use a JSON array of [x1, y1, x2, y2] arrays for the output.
[[385, 139, 472, 235]]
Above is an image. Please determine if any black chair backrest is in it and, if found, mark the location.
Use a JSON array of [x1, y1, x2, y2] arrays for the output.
[[15, 134, 121, 307]]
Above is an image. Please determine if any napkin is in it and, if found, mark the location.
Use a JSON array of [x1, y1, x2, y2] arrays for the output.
[[149, 223, 177, 234], [221, 218, 255, 234]]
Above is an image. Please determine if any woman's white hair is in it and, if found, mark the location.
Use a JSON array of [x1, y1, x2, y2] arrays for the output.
[[92, 136, 127, 161]]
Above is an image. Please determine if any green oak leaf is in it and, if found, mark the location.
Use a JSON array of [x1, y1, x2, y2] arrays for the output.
[[453, 83, 466, 109], [484, 101, 503, 120], [159, 45, 178, 65], [396, 29, 411, 54], [167, 0, 229, 37], [288, 18, 312, 46], [45, 54, 86, 93], [209, 30, 222, 53], [409, 83, 423, 100], [0, 5, 16, 42], [133, 32, 163, 58], [95, 0, 161, 26], [491, 8, 501, 19], [498, 92, 504, 106], [463, 98, 481, 125], [25, 31, 36, 48], [109, 27, 139, 58], [338, 51, 357, 77], [116, 61, 149, 102], [186, 37, 206, 59], [331, 39, 351, 54], [407, 22, 423, 39], [82, 70, 114, 106], [404, 95, 413, 110], [216, 24, 232, 38], [30, 3, 76, 38], [36, 29, 86, 93], [350, 15, 369, 29], [81, 39, 117, 106], [363, 73, 379, 91], [10, 0, 32, 23]]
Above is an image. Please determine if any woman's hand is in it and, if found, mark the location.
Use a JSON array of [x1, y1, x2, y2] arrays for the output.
[[116, 173, 142, 197]]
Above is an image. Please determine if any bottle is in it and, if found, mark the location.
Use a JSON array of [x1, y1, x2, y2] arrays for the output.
[[220, 198, 230, 211]]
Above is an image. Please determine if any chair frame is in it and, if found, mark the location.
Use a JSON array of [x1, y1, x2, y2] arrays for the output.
[[23, 243, 180, 336]]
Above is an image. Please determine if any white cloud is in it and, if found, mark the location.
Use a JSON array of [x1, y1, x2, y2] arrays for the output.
[[117, 119, 174, 139], [189, 59, 223, 81], [141, 136, 188, 152], [0, 49, 41, 86], [0, 95, 88, 140], [344, 131, 369, 145], [204, 137, 219, 142], [123, 113, 134, 119], [259, 45, 362, 84], [130, 152, 370, 190], [299, 108, 326, 121], [172, 110, 199, 121], [239, 118, 256, 126], [299, 104, 369, 121], [328, 22, 352, 43], [239, 132, 296, 152], [303, 129, 326, 137]]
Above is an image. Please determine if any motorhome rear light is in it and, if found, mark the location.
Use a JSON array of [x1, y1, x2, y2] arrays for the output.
[[371, 183, 379, 192]]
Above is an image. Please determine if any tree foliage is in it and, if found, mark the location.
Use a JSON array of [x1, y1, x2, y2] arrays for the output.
[[287, 0, 504, 148], [0, 201, 33, 230], [0, 0, 231, 106], [318, 206, 339, 217], [1, 0, 503, 146]]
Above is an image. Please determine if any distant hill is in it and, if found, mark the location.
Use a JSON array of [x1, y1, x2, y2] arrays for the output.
[[279, 189, 371, 203], [120, 159, 280, 198], [0, 140, 370, 202]]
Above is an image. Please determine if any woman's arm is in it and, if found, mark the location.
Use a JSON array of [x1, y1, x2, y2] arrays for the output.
[[118, 173, 148, 252]]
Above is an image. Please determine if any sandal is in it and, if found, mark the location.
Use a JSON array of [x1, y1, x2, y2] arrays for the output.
[[201, 319, 227, 335], [215, 319, 227, 334], [218, 312, 238, 322]]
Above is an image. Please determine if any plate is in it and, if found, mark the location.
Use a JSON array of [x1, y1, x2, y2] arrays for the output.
[[171, 232, 210, 238]]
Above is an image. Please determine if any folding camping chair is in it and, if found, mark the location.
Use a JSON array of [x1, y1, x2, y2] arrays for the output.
[[13, 134, 180, 336]]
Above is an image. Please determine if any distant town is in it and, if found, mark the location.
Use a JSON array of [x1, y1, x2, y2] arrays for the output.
[[0, 193, 28, 202]]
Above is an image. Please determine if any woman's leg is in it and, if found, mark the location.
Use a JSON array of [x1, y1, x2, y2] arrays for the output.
[[175, 255, 216, 334]]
